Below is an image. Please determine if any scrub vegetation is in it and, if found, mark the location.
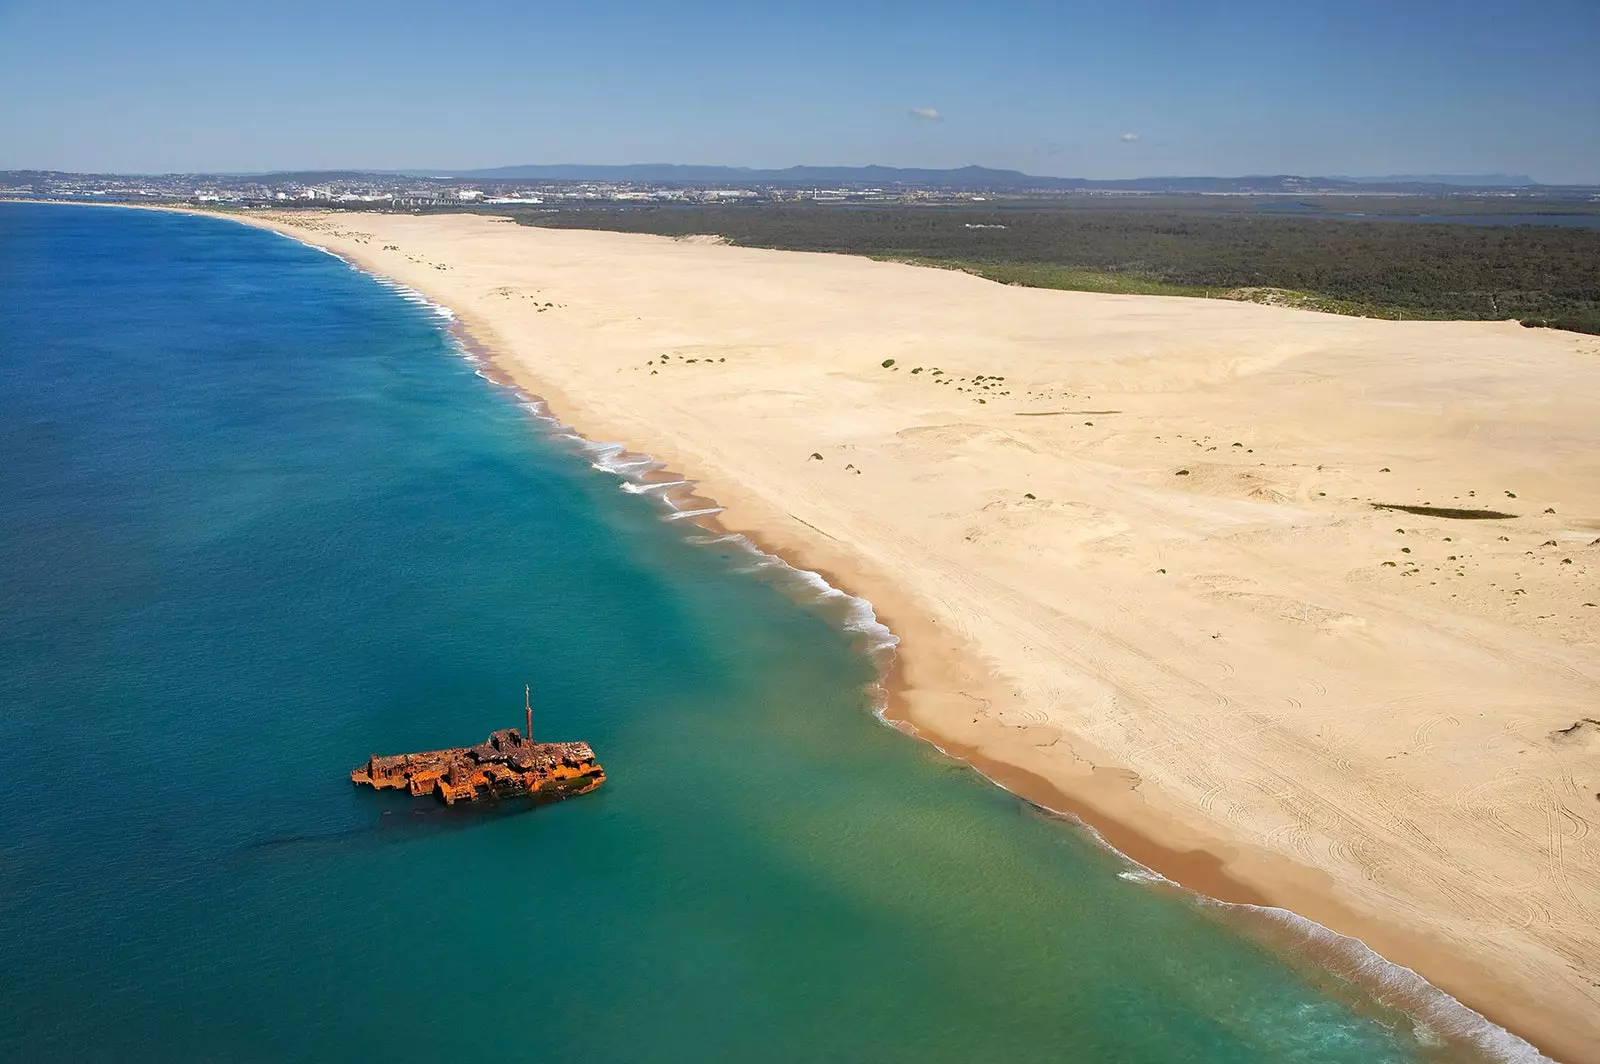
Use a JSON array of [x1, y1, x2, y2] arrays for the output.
[[511, 204, 1600, 334]]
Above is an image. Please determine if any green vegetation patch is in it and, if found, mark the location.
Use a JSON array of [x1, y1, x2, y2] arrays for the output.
[[512, 204, 1600, 335], [885, 259, 1210, 298]]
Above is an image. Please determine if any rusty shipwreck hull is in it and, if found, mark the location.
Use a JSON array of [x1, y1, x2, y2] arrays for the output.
[[352, 728, 605, 806]]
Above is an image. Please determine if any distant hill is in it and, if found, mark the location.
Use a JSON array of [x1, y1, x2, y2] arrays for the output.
[[3, 165, 1572, 194], [410, 164, 1060, 188], [404, 164, 1552, 193], [1337, 174, 1537, 187], [417, 163, 1307, 191]]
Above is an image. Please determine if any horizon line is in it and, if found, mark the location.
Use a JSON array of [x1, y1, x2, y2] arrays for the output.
[[1, 163, 1581, 188]]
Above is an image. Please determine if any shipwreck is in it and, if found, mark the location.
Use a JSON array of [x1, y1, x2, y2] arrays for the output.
[[351, 686, 605, 806]]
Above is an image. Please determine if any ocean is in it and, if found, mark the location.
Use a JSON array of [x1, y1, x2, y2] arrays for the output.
[[0, 203, 1535, 1062]]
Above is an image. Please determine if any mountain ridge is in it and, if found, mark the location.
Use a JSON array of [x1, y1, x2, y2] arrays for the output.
[[3, 165, 1576, 193], [400, 163, 1547, 191]]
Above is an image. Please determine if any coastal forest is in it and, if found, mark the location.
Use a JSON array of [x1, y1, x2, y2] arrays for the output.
[[513, 205, 1600, 334]]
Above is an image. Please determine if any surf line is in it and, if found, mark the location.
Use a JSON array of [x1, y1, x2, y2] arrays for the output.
[[231, 212, 1550, 1064]]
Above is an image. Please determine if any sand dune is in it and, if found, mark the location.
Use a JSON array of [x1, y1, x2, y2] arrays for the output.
[[231, 209, 1597, 1061]]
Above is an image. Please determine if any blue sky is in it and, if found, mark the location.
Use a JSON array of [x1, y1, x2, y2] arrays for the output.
[[2, 0, 1596, 181]]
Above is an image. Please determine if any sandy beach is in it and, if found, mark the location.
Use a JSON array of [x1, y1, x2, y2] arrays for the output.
[[211, 208, 1596, 1060]]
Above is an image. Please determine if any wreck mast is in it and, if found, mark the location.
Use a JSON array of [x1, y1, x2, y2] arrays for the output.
[[525, 684, 532, 741]]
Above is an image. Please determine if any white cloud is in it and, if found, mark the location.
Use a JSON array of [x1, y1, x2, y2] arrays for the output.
[[909, 107, 943, 121], [1119, 132, 1140, 142]]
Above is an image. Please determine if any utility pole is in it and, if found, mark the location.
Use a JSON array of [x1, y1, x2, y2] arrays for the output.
[[525, 684, 532, 741]]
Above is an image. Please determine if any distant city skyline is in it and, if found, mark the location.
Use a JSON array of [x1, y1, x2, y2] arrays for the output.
[[2, 0, 1596, 183]]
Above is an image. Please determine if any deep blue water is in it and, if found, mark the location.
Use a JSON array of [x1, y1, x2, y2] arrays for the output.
[[0, 203, 1523, 1062]]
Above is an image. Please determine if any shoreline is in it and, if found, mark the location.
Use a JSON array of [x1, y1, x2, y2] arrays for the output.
[[427, 263, 1562, 1064], [51, 202, 1595, 1062], [441, 286, 1546, 1063]]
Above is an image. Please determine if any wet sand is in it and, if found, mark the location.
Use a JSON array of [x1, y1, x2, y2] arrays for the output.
[[168, 206, 1600, 1062]]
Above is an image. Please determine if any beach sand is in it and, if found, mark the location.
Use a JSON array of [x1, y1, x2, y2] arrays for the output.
[[222, 208, 1598, 1060]]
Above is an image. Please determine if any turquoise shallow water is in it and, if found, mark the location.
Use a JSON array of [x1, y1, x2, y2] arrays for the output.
[[0, 203, 1517, 1062]]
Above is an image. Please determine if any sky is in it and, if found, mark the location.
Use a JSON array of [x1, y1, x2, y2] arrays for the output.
[[2, 0, 1597, 182]]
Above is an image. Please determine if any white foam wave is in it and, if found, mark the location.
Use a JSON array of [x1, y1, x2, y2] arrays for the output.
[[620, 479, 689, 495], [604, 457, 664, 476], [586, 445, 663, 478], [1098, 847, 1551, 1060], [584, 441, 626, 463], [728, 554, 899, 659], [1231, 905, 1555, 1063], [888, 724, 1549, 1064]]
